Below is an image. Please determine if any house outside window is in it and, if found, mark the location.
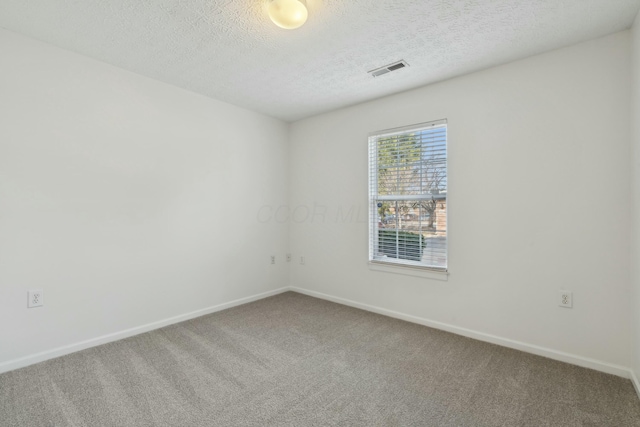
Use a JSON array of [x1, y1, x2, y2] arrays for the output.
[[368, 120, 447, 271]]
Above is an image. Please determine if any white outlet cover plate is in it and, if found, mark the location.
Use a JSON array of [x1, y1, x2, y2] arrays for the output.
[[558, 290, 573, 308], [28, 289, 43, 308]]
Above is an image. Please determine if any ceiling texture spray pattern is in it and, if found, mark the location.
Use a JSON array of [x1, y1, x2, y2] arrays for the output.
[[1, 0, 639, 121]]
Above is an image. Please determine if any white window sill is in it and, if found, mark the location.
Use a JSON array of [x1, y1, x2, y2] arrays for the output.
[[368, 261, 448, 281]]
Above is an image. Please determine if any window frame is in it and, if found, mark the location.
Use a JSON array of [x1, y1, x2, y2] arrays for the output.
[[368, 119, 448, 274]]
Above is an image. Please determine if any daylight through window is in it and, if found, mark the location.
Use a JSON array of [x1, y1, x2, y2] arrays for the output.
[[368, 120, 447, 270]]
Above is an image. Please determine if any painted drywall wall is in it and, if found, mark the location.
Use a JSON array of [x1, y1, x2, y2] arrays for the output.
[[0, 29, 289, 366], [632, 12, 640, 383], [289, 31, 633, 368]]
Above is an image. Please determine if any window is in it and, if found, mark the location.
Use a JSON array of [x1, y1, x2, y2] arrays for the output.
[[368, 120, 447, 271]]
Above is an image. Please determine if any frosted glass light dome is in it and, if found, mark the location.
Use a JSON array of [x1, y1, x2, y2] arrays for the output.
[[268, 0, 308, 30]]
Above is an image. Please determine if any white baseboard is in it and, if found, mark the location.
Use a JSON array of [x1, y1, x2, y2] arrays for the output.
[[290, 286, 632, 379], [0, 287, 289, 375], [3, 284, 636, 389], [631, 370, 640, 400]]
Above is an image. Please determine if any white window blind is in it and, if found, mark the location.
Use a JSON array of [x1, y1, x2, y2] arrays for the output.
[[368, 120, 447, 271]]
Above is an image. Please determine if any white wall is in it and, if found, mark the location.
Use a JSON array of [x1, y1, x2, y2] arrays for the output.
[[289, 32, 633, 369], [1, 25, 636, 377], [0, 29, 289, 367], [631, 12, 640, 383]]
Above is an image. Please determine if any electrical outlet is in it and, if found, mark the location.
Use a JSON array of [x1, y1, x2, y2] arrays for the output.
[[271, 255, 275, 265], [286, 253, 291, 262], [300, 256, 305, 265], [28, 289, 43, 308], [559, 291, 572, 308]]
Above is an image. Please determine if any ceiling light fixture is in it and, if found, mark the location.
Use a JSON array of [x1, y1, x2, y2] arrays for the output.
[[268, 0, 308, 30]]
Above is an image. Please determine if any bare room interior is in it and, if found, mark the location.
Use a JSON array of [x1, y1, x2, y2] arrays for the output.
[[2, 0, 640, 425]]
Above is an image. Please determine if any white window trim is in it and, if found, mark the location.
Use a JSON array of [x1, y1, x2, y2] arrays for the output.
[[368, 261, 449, 281], [368, 119, 449, 273]]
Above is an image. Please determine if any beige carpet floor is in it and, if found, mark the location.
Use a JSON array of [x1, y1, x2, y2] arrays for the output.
[[1, 291, 639, 426]]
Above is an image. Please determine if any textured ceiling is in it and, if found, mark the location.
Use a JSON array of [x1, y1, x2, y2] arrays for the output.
[[1, 0, 639, 121]]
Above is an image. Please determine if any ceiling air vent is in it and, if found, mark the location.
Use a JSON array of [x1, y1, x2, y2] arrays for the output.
[[368, 60, 409, 77]]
